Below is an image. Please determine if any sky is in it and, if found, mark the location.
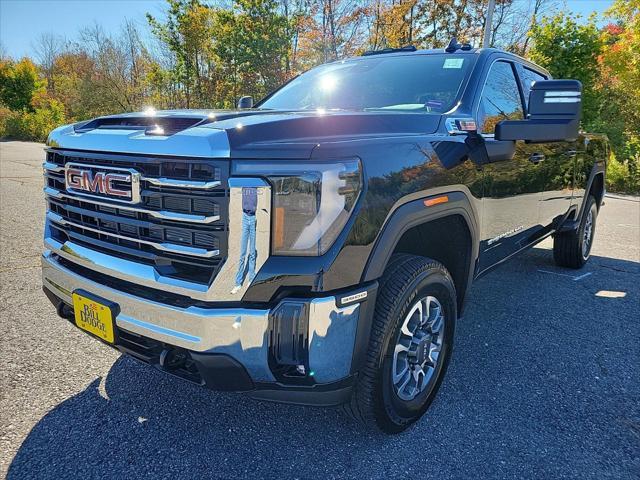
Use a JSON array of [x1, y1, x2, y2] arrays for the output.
[[0, 0, 617, 60]]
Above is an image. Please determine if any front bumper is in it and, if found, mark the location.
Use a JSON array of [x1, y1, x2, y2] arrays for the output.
[[42, 251, 374, 406]]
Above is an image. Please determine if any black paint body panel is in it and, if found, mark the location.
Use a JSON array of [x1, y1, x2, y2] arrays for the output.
[[239, 48, 608, 307]]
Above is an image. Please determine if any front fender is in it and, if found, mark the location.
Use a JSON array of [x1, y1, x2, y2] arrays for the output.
[[361, 187, 480, 285]]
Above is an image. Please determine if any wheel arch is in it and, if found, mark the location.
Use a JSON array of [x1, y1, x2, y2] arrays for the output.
[[578, 163, 606, 221], [361, 188, 480, 315]]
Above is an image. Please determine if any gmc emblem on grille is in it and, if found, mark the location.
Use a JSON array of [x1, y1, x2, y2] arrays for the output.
[[65, 163, 141, 204]]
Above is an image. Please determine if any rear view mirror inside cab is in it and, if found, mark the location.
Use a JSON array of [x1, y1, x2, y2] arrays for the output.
[[495, 79, 582, 142]]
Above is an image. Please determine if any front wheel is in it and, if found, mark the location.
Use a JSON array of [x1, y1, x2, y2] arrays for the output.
[[344, 254, 457, 433]]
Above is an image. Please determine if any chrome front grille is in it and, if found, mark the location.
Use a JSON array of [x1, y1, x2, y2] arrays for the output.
[[44, 149, 229, 287]]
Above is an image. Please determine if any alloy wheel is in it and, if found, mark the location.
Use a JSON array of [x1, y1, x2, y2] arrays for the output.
[[391, 296, 446, 401]]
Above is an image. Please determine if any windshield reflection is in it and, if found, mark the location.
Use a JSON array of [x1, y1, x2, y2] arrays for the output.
[[259, 54, 475, 113]]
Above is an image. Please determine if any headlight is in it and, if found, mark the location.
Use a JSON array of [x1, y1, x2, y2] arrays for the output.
[[232, 159, 362, 256]]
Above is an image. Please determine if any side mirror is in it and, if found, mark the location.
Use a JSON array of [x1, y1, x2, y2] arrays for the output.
[[495, 80, 582, 142], [237, 96, 253, 109]]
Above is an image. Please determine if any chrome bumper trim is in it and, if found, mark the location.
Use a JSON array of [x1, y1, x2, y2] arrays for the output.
[[42, 251, 362, 384], [42, 250, 274, 381]]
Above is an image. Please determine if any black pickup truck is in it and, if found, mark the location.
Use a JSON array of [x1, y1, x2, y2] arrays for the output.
[[42, 42, 608, 433]]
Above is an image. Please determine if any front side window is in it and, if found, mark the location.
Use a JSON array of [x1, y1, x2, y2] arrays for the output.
[[520, 67, 547, 109], [259, 54, 475, 113], [478, 61, 524, 134]]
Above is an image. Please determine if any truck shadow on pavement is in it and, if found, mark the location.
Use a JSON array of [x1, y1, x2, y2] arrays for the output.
[[7, 250, 640, 479]]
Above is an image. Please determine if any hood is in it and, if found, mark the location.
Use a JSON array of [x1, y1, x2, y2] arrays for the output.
[[47, 109, 442, 159]]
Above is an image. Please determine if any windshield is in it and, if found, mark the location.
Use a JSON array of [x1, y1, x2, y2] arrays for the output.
[[259, 54, 474, 113]]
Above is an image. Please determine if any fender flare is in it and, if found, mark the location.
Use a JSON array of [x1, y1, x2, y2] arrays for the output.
[[560, 162, 606, 232], [581, 163, 606, 215], [361, 187, 481, 289]]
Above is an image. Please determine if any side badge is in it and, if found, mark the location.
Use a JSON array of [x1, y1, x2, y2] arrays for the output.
[[340, 291, 368, 306]]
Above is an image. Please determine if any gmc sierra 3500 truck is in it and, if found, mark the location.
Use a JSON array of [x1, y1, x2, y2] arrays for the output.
[[42, 41, 608, 433]]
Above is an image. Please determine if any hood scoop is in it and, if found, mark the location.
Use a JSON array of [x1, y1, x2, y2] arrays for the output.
[[74, 115, 208, 136]]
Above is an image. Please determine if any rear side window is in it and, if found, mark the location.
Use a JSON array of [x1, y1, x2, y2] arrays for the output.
[[478, 61, 524, 134], [520, 67, 547, 108]]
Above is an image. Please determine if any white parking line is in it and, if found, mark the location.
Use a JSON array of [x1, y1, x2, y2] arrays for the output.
[[573, 272, 593, 281], [538, 269, 593, 281]]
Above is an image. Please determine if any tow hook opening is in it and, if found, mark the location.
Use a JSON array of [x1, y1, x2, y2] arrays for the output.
[[58, 302, 74, 320], [159, 348, 189, 371]]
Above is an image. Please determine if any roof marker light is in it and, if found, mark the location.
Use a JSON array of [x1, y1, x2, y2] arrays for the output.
[[424, 195, 449, 207]]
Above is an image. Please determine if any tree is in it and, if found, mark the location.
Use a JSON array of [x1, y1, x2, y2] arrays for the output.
[[147, 0, 217, 108], [600, 0, 640, 148], [415, 0, 482, 48], [0, 58, 46, 111], [366, 0, 418, 50], [51, 51, 98, 120], [214, 0, 293, 101], [597, 0, 640, 192], [77, 21, 152, 113], [0, 41, 8, 62], [295, 0, 367, 67], [278, 0, 314, 74], [528, 13, 602, 125], [33, 32, 65, 93]]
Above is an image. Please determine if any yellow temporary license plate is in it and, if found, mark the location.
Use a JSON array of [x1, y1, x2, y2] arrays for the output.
[[72, 291, 116, 344]]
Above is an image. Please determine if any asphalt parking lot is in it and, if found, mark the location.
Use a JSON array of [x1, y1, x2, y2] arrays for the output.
[[1, 140, 638, 479]]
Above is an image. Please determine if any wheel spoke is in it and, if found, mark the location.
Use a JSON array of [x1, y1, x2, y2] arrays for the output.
[[428, 342, 441, 365], [429, 310, 444, 334], [420, 297, 430, 326], [401, 302, 421, 336], [397, 370, 412, 396], [422, 365, 435, 385], [394, 341, 409, 354], [582, 210, 594, 258], [393, 361, 409, 384], [392, 295, 447, 401], [413, 367, 425, 391], [392, 340, 411, 383]]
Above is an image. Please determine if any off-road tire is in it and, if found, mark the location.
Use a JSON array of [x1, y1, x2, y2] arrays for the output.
[[343, 254, 457, 433]]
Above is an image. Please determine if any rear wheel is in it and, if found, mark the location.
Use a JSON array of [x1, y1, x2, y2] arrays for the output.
[[553, 195, 598, 269], [344, 254, 456, 433]]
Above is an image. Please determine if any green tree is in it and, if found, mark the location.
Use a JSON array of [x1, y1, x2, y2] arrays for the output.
[[529, 13, 602, 125], [50, 51, 99, 120], [147, 0, 217, 108], [214, 0, 292, 102], [598, 0, 640, 192], [0, 58, 46, 111]]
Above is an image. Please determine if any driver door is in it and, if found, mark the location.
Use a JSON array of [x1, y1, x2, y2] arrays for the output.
[[477, 60, 544, 272]]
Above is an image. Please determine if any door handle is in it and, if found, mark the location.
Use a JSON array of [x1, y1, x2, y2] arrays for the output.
[[529, 153, 546, 164]]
